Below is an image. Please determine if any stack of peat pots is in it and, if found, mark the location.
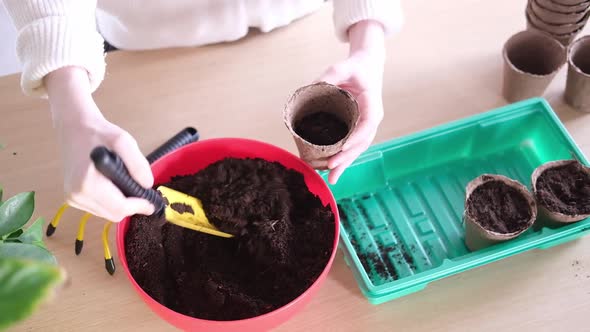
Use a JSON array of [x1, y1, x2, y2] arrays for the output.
[[500, 0, 590, 112], [526, 0, 589, 46]]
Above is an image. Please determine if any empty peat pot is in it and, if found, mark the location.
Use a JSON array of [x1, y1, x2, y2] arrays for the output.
[[532, 159, 590, 224], [502, 30, 567, 102], [565, 36, 590, 112], [463, 174, 537, 251], [535, 0, 590, 14], [553, 0, 590, 6], [526, 5, 589, 35], [530, 0, 590, 25], [283, 82, 360, 169]]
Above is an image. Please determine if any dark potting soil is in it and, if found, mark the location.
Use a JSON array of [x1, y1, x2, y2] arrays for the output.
[[170, 202, 194, 214], [125, 158, 335, 321], [536, 161, 590, 215], [294, 111, 348, 146], [466, 180, 532, 233]]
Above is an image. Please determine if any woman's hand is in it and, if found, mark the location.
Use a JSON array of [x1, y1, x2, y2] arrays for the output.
[[316, 20, 386, 184], [46, 67, 155, 221]]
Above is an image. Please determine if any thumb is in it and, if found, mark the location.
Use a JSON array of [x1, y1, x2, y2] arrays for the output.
[[110, 131, 154, 189], [123, 197, 156, 218]]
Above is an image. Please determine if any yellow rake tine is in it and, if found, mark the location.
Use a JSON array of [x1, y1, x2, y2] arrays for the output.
[[46, 203, 69, 237], [74, 213, 92, 255], [102, 221, 115, 275]]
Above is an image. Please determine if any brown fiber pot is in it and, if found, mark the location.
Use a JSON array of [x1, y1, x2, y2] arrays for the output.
[[554, 28, 584, 45], [535, 0, 590, 14], [531, 159, 590, 223], [526, 4, 589, 35], [553, 0, 590, 6], [531, 0, 590, 24], [502, 30, 567, 101], [564, 36, 590, 112], [464, 174, 537, 251], [283, 82, 360, 170]]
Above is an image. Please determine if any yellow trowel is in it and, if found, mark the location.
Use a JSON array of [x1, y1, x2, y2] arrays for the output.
[[90, 146, 233, 238]]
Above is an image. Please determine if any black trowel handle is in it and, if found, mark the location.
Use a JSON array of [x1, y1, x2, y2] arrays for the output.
[[146, 127, 199, 164], [90, 146, 165, 215]]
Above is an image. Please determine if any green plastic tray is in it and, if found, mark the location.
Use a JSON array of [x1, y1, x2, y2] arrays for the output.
[[320, 98, 590, 304]]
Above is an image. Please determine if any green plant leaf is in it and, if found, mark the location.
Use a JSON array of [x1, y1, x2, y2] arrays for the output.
[[1, 229, 23, 242], [0, 243, 56, 265], [18, 218, 44, 246], [0, 258, 65, 330], [7, 229, 23, 239], [0, 186, 3, 202], [32, 241, 46, 250], [0, 192, 34, 237]]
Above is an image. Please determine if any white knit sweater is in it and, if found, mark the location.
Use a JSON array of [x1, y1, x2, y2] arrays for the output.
[[3, 0, 403, 98]]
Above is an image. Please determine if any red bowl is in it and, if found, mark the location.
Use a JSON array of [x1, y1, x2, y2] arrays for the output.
[[116, 138, 339, 331]]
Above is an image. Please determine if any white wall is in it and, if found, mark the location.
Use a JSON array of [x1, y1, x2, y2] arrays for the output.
[[0, 1, 21, 76]]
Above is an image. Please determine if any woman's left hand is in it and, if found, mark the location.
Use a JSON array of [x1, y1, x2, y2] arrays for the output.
[[316, 20, 386, 184]]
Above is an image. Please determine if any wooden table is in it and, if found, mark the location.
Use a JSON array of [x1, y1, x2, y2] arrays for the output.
[[2, 1, 589, 331]]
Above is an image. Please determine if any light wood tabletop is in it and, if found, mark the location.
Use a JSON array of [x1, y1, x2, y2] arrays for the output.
[[1, 0, 590, 331]]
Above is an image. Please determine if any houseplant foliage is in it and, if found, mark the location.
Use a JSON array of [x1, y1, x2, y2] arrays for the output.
[[0, 188, 66, 330]]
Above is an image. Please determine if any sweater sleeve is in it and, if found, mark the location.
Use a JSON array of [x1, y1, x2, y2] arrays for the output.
[[2, 0, 106, 98], [332, 0, 404, 42]]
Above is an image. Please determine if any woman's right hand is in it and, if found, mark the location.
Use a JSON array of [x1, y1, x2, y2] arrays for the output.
[[46, 67, 155, 221]]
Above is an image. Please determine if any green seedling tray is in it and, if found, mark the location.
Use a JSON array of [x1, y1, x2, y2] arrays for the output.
[[320, 98, 590, 304]]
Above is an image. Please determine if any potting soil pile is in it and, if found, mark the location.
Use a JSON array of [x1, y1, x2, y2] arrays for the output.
[[467, 180, 532, 233], [125, 158, 335, 320]]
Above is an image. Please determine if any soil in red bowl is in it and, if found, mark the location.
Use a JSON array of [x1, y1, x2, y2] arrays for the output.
[[466, 180, 532, 233], [125, 158, 335, 321], [536, 162, 590, 215]]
